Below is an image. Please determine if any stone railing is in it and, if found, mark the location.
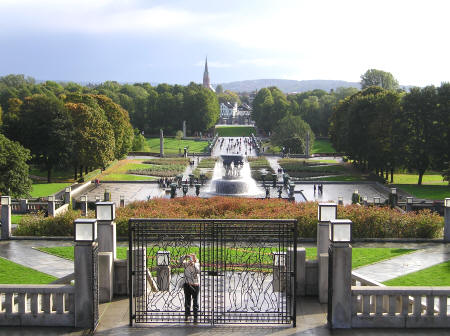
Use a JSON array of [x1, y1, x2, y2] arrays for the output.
[[10, 201, 47, 214], [0, 284, 75, 327], [351, 286, 450, 328], [54, 203, 69, 217], [27, 202, 47, 213]]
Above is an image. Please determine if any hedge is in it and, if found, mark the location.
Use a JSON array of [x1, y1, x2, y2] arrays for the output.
[[14, 198, 443, 239]]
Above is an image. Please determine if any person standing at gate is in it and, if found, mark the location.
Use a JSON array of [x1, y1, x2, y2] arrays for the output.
[[182, 254, 200, 323]]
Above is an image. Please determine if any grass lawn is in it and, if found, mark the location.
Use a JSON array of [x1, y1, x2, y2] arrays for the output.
[[30, 182, 72, 198], [0, 257, 56, 284], [392, 173, 446, 185], [11, 214, 24, 224], [100, 173, 155, 181], [145, 138, 209, 154], [383, 260, 450, 286], [305, 247, 414, 269], [395, 185, 450, 200], [312, 139, 336, 154], [316, 175, 366, 182], [215, 126, 256, 137], [38, 246, 413, 271]]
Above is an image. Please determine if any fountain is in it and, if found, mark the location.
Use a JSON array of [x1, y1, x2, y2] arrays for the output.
[[208, 154, 263, 197]]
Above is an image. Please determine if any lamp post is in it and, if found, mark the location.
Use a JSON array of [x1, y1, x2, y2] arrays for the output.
[[317, 202, 337, 259], [406, 197, 413, 212], [195, 183, 201, 196], [265, 186, 270, 199], [120, 195, 125, 208], [338, 196, 343, 206], [261, 173, 266, 186], [64, 187, 71, 204], [389, 188, 397, 208], [272, 173, 277, 188], [328, 219, 352, 329], [104, 189, 111, 202], [156, 251, 171, 291], [1, 196, 11, 240], [47, 195, 56, 217], [182, 185, 188, 197], [444, 198, 450, 242], [73, 218, 98, 328], [170, 183, 177, 198], [95, 202, 116, 259], [80, 195, 88, 216], [373, 196, 381, 206], [277, 186, 283, 198], [272, 252, 287, 292]]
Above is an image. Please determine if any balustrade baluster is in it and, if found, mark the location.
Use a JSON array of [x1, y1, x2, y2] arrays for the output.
[[426, 295, 434, 316], [412, 295, 422, 316], [375, 295, 383, 315], [54, 293, 64, 314], [401, 295, 409, 316], [30, 293, 38, 315], [4, 293, 13, 314], [42, 293, 51, 313], [388, 295, 396, 316], [362, 295, 370, 316], [352, 295, 359, 316], [17, 293, 26, 314], [438, 296, 447, 317]]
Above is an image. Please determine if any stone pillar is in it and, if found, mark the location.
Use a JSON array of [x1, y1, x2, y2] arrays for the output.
[[20, 199, 28, 214], [317, 222, 330, 259], [318, 253, 328, 303], [80, 196, 88, 217], [444, 198, 450, 242], [64, 187, 71, 205], [329, 243, 352, 329], [183, 120, 186, 138], [127, 247, 147, 297], [74, 241, 98, 328], [120, 195, 125, 208], [156, 266, 171, 291], [99, 252, 113, 303], [1, 197, 12, 240], [160, 129, 164, 158], [288, 247, 305, 296], [406, 197, 413, 212], [104, 190, 111, 202], [47, 198, 56, 217], [98, 221, 116, 260]]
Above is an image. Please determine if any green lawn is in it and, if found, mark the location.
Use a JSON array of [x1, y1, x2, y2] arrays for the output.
[[305, 248, 414, 269], [38, 246, 413, 271], [11, 214, 24, 224], [312, 139, 336, 154], [0, 257, 57, 284], [395, 185, 450, 200], [100, 173, 156, 181], [383, 260, 450, 286], [215, 126, 256, 137], [316, 175, 366, 182], [30, 182, 72, 198], [145, 138, 209, 154], [392, 173, 446, 185]]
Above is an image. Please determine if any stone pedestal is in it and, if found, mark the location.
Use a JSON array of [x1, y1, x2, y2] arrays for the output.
[[318, 253, 328, 303], [288, 247, 305, 296], [74, 242, 98, 328], [444, 206, 450, 242], [156, 266, 171, 291], [1, 203, 11, 240], [48, 200, 56, 217], [98, 221, 116, 259], [329, 243, 352, 329], [20, 199, 28, 213], [81, 200, 88, 217], [64, 188, 71, 205], [128, 247, 147, 297], [99, 252, 113, 303], [273, 266, 286, 292], [317, 222, 330, 259]]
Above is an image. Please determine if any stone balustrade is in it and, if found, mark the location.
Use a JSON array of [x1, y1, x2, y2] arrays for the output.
[[0, 284, 75, 326], [351, 286, 450, 328]]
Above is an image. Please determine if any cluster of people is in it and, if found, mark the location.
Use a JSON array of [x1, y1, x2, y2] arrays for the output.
[[158, 177, 175, 188], [220, 137, 254, 155], [314, 184, 324, 194]]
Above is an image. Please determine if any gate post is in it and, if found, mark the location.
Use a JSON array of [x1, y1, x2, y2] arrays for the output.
[[444, 198, 450, 242], [1, 196, 11, 240], [328, 219, 352, 329], [74, 219, 99, 329]]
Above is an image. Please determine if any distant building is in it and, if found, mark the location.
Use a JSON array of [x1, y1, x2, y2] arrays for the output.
[[202, 57, 215, 92], [218, 102, 253, 125]]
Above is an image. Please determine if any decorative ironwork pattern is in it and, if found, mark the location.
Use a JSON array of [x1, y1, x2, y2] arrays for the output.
[[129, 219, 297, 326], [92, 243, 99, 330]]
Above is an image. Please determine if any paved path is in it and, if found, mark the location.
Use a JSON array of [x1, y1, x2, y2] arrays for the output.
[[354, 244, 450, 282], [0, 240, 74, 278]]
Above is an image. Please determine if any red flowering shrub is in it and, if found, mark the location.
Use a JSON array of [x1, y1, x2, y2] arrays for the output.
[[115, 197, 443, 239]]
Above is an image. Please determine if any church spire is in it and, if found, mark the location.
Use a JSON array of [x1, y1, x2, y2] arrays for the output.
[[203, 56, 210, 89]]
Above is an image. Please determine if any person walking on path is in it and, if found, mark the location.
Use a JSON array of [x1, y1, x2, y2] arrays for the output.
[[182, 254, 200, 323]]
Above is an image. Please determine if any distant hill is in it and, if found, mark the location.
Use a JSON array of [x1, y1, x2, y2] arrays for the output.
[[219, 79, 361, 93]]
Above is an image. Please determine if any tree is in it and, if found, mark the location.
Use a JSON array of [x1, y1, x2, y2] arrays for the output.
[[215, 84, 224, 94], [184, 86, 219, 133], [17, 95, 73, 182], [271, 115, 315, 154], [0, 133, 32, 197], [360, 69, 399, 90], [252, 87, 289, 133]]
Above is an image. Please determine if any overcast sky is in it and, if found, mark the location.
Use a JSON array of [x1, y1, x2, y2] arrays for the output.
[[0, 0, 448, 86]]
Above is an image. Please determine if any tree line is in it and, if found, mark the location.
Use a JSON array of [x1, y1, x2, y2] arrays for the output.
[[0, 75, 220, 196], [330, 83, 450, 184]]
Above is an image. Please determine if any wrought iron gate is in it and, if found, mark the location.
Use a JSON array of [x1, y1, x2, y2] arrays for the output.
[[129, 219, 297, 327], [92, 243, 99, 330]]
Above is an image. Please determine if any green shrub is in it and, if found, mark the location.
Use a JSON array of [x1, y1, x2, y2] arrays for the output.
[[14, 210, 81, 236]]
